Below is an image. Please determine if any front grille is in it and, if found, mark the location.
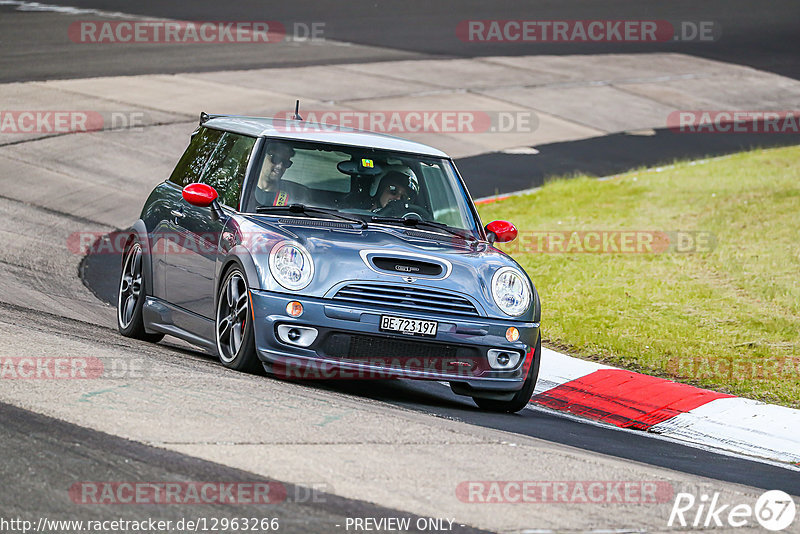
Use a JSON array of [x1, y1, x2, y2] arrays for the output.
[[332, 283, 480, 317], [324, 333, 458, 360], [320, 333, 483, 375]]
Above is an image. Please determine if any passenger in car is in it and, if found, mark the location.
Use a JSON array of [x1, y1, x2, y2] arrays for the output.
[[254, 141, 303, 206]]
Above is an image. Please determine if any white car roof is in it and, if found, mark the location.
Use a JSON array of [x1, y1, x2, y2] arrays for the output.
[[202, 115, 449, 158]]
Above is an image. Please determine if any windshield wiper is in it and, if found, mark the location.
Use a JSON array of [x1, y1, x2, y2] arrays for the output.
[[370, 216, 476, 241], [256, 204, 367, 228]]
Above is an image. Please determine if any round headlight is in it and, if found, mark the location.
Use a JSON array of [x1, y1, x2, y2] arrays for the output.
[[491, 267, 531, 317], [269, 241, 314, 290]]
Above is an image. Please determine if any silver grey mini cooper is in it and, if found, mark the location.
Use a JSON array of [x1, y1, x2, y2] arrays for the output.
[[118, 113, 541, 412]]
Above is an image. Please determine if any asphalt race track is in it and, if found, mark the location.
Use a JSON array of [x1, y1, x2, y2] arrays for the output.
[[1, 1, 799, 532], [5, 0, 800, 81], [0, 401, 488, 534]]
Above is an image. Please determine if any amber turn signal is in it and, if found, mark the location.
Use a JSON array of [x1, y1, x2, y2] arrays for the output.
[[286, 301, 303, 317], [505, 327, 520, 342]]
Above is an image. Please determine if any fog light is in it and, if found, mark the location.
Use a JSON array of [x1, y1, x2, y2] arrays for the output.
[[487, 349, 522, 370], [277, 325, 318, 347], [286, 301, 303, 317], [506, 327, 520, 342]]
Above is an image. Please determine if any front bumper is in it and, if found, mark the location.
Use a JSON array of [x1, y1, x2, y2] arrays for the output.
[[250, 289, 539, 393]]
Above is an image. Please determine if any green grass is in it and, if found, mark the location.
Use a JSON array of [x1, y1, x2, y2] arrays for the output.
[[478, 146, 800, 407]]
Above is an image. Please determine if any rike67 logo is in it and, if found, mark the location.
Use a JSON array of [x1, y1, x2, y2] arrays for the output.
[[669, 490, 796, 531]]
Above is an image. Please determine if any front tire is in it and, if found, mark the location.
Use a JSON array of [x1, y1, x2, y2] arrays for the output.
[[117, 239, 164, 343], [215, 266, 261, 373], [473, 333, 541, 413]]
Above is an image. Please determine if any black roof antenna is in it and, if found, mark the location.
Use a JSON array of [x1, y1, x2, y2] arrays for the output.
[[293, 100, 303, 121]]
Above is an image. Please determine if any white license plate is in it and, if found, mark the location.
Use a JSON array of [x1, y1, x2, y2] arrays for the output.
[[379, 315, 438, 337]]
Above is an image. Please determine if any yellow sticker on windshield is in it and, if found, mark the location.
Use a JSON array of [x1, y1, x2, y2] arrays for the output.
[[362, 159, 373, 168]]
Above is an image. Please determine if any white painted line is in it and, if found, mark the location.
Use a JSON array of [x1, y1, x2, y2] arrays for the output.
[[501, 147, 540, 155], [525, 402, 800, 472], [650, 397, 800, 465], [0, 0, 155, 18], [533, 346, 800, 466], [532, 339, 800, 467], [0, 0, 354, 46]]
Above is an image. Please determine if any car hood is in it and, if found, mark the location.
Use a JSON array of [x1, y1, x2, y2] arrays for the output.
[[229, 215, 538, 321]]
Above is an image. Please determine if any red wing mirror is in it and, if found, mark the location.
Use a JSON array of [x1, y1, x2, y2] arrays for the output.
[[182, 183, 218, 207], [485, 220, 518, 243]]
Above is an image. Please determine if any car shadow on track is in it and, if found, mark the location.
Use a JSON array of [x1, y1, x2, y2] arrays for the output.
[[130, 337, 800, 495], [288, 377, 477, 411], [153, 339, 468, 412]]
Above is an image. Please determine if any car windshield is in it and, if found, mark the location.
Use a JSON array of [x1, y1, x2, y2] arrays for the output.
[[241, 138, 480, 236]]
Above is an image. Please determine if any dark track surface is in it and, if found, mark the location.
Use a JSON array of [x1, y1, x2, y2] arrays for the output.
[[3, 0, 800, 82], [458, 127, 800, 198], [0, 401, 487, 533]]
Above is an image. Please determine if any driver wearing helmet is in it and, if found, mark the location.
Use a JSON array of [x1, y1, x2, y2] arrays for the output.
[[371, 170, 419, 211]]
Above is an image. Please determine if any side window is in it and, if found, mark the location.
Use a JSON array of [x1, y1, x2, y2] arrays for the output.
[[168, 127, 224, 187], [420, 163, 469, 229], [200, 132, 257, 209]]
